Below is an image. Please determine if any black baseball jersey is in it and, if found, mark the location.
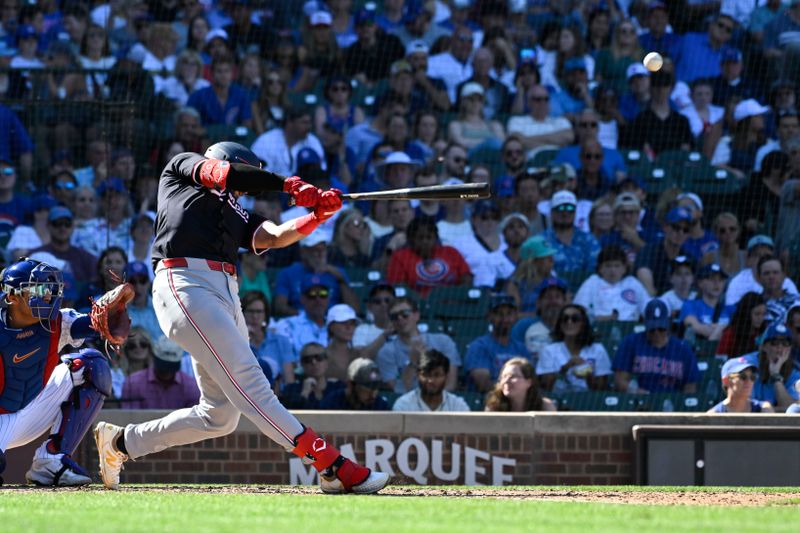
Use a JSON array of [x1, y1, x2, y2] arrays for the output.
[[151, 152, 267, 269]]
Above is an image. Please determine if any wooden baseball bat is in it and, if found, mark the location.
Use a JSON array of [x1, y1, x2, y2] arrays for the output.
[[341, 182, 491, 201]]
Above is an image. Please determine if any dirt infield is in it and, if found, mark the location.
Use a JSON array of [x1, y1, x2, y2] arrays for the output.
[[2, 485, 798, 506]]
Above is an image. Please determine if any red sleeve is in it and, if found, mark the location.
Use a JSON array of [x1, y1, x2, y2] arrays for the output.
[[716, 327, 733, 357], [387, 249, 412, 285]]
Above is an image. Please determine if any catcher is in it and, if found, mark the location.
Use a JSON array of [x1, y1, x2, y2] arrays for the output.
[[0, 257, 133, 486]]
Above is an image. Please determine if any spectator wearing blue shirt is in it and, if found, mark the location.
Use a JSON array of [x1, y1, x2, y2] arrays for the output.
[[0, 159, 33, 250], [637, 2, 682, 61], [186, 54, 252, 127], [613, 298, 700, 393], [676, 192, 719, 264], [542, 190, 601, 274], [319, 357, 390, 411], [674, 13, 736, 83], [553, 109, 627, 181], [0, 103, 33, 180], [710, 48, 760, 108], [465, 293, 530, 393], [274, 278, 332, 355], [551, 58, 592, 119], [617, 63, 651, 122], [747, 323, 800, 411], [679, 263, 734, 340], [272, 231, 360, 317]]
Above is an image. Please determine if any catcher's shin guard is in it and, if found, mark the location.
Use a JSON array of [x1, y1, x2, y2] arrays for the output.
[[49, 350, 112, 456], [291, 426, 342, 472]]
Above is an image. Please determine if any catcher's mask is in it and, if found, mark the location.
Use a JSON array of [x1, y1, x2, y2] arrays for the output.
[[0, 257, 64, 331]]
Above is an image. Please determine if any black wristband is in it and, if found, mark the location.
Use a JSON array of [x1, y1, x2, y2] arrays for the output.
[[769, 373, 784, 384], [226, 162, 286, 193]]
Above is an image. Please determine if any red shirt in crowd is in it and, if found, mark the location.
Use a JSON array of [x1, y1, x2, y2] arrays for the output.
[[387, 244, 472, 296]]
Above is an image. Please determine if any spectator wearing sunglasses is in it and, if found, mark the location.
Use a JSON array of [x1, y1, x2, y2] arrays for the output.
[[324, 304, 362, 382], [635, 207, 694, 296], [542, 190, 601, 275], [553, 109, 627, 182], [241, 291, 296, 389], [275, 277, 334, 355], [674, 13, 736, 84], [748, 322, 800, 411], [281, 342, 344, 410], [122, 336, 200, 410], [126, 260, 164, 345], [49, 169, 79, 208], [707, 356, 774, 413], [353, 284, 396, 360], [506, 84, 574, 159], [377, 296, 461, 394], [30, 206, 98, 291], [613, 298, 700, 394]]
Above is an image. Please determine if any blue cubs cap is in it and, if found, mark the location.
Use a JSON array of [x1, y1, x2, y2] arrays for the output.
[[296, 147, 321, 168], [644, 298, 670, 331], [759, 322, 791, 345], [124, 261, 149, 280], [32, 194, 58, 212], [96, 177, 127, 196], [697, 263, 729, 280], [300, 274, 334, 294], [535, 276, 568, 296], [354, 7, 376, 26], [489, 293, 516, 311], [721, 48, 742, 63], [721, 356, 757, 379], [48, 205, 73, 222], [665, 206, 692, 224]]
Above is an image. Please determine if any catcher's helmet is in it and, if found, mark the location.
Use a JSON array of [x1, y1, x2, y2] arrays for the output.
[[0, 257, 64, 327], [204, 141, 261, 168]]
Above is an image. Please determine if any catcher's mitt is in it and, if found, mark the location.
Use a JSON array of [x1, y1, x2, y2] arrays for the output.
[[90, 282, 135, 348]]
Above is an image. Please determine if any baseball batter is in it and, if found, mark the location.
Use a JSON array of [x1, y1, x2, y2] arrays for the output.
[[94, 142, 389, 494], [0, 258, 115, 486]]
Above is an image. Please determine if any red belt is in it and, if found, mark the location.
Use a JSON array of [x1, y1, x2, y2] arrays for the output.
[[161, 257, 237, 276]]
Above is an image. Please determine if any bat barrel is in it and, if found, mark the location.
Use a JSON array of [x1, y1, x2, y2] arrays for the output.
[[341, 182, 490, 201]]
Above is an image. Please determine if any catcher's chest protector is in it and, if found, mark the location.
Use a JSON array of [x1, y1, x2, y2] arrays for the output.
[[0, 317, 61, 413]]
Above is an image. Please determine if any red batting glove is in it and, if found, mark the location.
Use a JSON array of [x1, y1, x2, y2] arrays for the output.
[[314, 188, 343, 221], [283, 176, 321, 207]]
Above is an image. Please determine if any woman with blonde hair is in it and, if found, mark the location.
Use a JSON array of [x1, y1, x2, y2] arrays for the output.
[[162, 49, 209, 107], [329, 208, 374, 268], [485, 357, 557, 412], [707, 212, 746, 276], [594, 19, 644, 95]]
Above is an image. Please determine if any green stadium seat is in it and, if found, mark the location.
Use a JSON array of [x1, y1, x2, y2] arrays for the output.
[[692, 338, 720, 359], [427, 286, 489, 320], [559, 269, 591, 292], [468, 142, 504, 176], [555, 391, 641, 412], [457, 391, 486, 411], [593, 321, 644, 356], [379, 391, 400, 408], [528, 148, 559, 167]]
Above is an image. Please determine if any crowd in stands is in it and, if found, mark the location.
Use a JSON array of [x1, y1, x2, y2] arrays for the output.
[[2, 0, 800, 414]]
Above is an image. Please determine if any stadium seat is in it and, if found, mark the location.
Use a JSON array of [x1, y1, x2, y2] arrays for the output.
[[559, 269, 591, 292], [468, 142, 504, 177], [426, 286, 489, 321], [457, 391, 486, 411], [528, 148, 559, 167], [555, 391, 640, 412], [593, 321, 644, 356]]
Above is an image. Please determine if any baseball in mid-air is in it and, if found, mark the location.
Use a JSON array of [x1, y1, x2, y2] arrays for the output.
[[644, 52, 663, 72]]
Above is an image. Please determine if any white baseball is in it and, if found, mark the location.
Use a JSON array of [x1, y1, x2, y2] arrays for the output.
[[644, 52, 663, 72]]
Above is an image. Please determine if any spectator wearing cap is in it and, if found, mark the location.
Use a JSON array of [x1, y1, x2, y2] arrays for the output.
[[613, 298, 700, 393], [275, 277, 332, 355], [71, 177, 133, 257], [716, 292, 767, 359], [281, 341, 345, 409], [675, 191, 719, 264], [707, 356, 774, 413], [660, 255, 697, 321], [393, 348, 470, 412], [600, 192, 647, 263], [5, 194, 57, 258], [505, 236, 560, 318], [324, 303, 362, 382], [398, 41, 451, 113], [454, 47, 511, 121], [447, 82, 505, 150], [126, 260, 163, 345], [464, 293, 528, 392], [618, 63, 651, 123], [388, 216, 472, 296], [679, 263, 734, 340], [390, 0, 449, 48], [553, 109, 628, 182], [378, 296, 461, 393], [756, 254, 800, 324], [240, 290, 296, 384], [538, 304, 613, 392], [551, 57, 594, 119], [593, 19, 644, 97], [0, 104, 33, 182], [638, 2, 682, 61], [353, 283, 397, 359], [749, 323, 800, 410], [726, 235, 799, 307], [574, 244, 650, 323], [31, 205, 97, 287], [203, 28, 231, 63], [754, 110, 799, 173], [273, 231, 359, 317], [507, 84, 574, 159], [251, 105, 325, 177], [122, 336, 200, 410], [186, 53, 253, 128], [542, 189, 601, 275], [10, 24, 44, 74], [635, 206, 694, 296], [679, 78, 724, 144], [711, 98, 770, 177], [710, 47, 759, 108], [319, 357, 390, 410], [673, 13, 736, 84], [623, 70, 693, 156], [221, 0, 276, 58], [343, 6, 406, 85], [427, 24, 475, 104], [486, 212, 531, 290]]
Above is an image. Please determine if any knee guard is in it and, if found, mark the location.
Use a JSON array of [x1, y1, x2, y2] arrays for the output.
[[291, 425, 342, 472], [48, 349, 112, 456]]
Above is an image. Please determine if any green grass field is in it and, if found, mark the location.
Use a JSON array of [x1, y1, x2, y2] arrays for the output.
[[1, 486, 798, 533]]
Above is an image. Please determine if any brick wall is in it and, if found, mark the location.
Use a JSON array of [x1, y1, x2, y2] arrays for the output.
[[6, 411, 797, 485]]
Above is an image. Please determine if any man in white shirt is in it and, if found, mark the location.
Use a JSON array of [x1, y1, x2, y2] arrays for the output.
[[726, 235, 799, 306], [427, 24, 474, 103], [507, 84, 574, 158], [392, 349, 470, 412], [251, 106, 326, 176]]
